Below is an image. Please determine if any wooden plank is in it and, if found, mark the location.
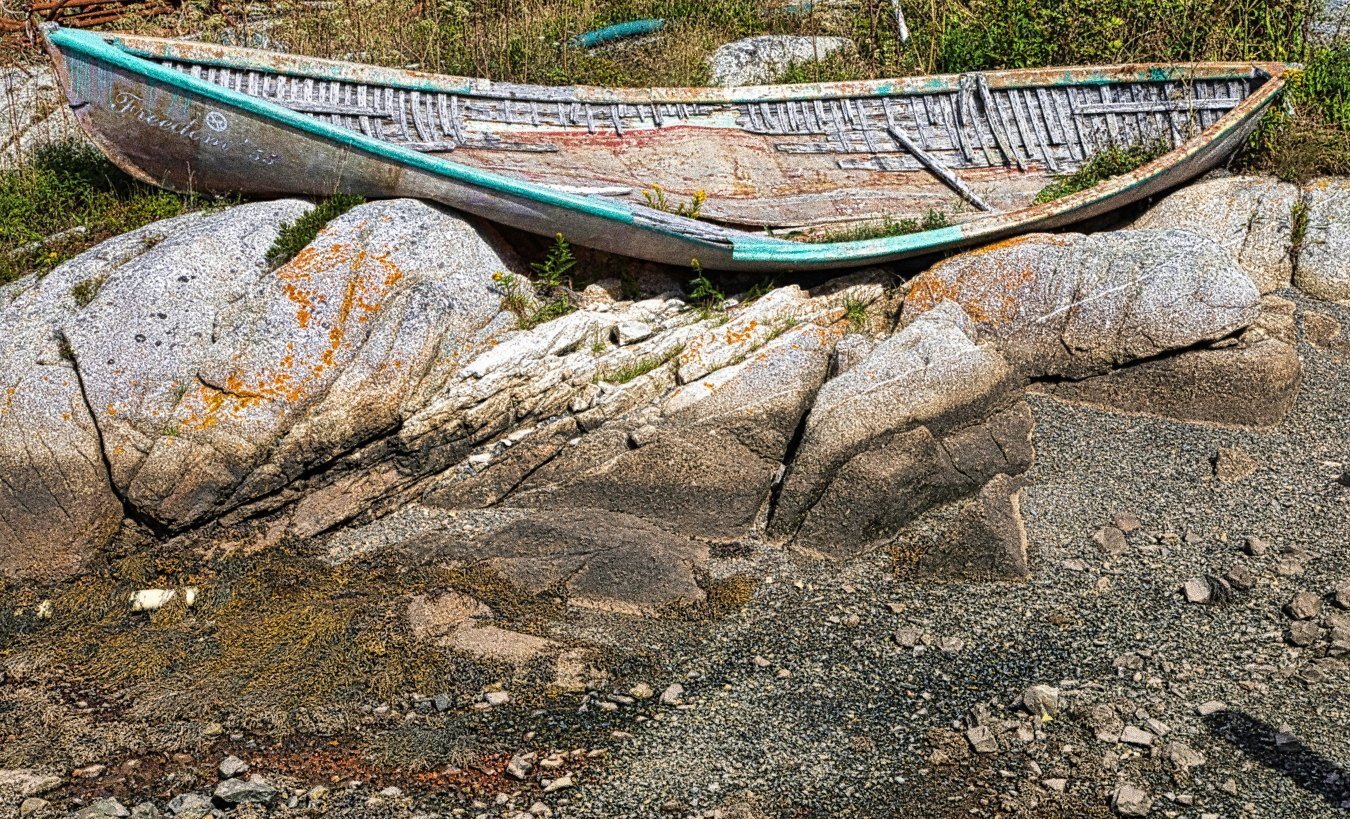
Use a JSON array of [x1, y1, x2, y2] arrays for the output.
[[976, 78, 1025, 170], [1018, 89, 1059, 172], [886, 125, 996, 212]]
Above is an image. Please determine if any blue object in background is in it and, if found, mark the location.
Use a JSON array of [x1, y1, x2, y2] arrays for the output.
[[569, 18, 667, 49]]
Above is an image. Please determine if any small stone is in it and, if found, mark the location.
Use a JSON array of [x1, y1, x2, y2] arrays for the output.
[[1022, 684, 1060, 718], [659, 683, 685, 706], [130, 803, 161, 819], [1094, 525, 1129, 555], [614, 321, 653, 345], [529, 801, 553, 818], [894, 627, 923, 647], [1042, 778, 1067, 794], [1244, 536, 1269, 556], [433, 693, 453, 712], [1213, 446, 1258, 482], [1276, 559, 1305, 577], [938, 635, 965, 653], [752, 655, 771, 668], [1286, 590, 1322, 620], [1275, 728, 1302, 754], [506, 752, 537, 781], [166, 793, 212, 819], [218, 755, 248, 778], [1166, 742, 1206, 770], [213, 775, 277, 805], [1334, 583, 1350, 610], [484, 690, 510, 706], [542, 773, 574, 793], [1224, 564, 1254, 591], [1221, 777, 1239, 794], [1120, 726, 1155, 747], [73, 764, 107, 779], [1112, 512, 1142, 533], [1286, 621, 1321, 647], [18, 798, 49, 817], [628, 682, 654, 700], [965, 725, 998, 754], [1111, 784, 1152, 817], [1182, 577, 1212, 604], [75, 798, 130, 819], [1196, 701, 1227, 716]]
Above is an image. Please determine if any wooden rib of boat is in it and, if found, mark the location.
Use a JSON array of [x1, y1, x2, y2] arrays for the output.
[[41, 23, 1293, 271]]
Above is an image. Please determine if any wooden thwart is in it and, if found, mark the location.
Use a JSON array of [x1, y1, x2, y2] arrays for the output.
[[886, 125, 996, 212]]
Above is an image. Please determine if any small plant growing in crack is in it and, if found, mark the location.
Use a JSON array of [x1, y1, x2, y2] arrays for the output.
[[842, 296, 868, 331], [70, 275, 106, 308], [530, 233, 577, 288], [687, 259, 727, 322]]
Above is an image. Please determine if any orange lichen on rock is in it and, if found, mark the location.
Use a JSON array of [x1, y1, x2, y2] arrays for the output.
[[904, 257, 1044, 328]]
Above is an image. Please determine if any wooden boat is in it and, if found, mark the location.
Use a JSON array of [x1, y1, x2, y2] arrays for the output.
[[41, 23, 1292, 271]]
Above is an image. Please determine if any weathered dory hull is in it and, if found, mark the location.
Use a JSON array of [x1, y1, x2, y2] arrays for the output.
[[42, 25, 1289, 272]]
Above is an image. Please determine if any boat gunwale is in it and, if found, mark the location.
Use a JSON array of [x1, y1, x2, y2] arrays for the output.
[[40, 23, 1292, 269], [93, 28, 1289, 106]]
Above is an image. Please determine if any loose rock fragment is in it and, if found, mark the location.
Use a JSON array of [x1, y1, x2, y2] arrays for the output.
[[965, 725, 999, 754], [74, 799, 129, 819], [1166, 741, 1206, 771], [1094, 526, 1128, 556], [1244, 536, 1270, 556], [1213, 446, 1258, 482], [1195, 701, 1227, 716], [166, 794, 212, 819], [1119, 726, 1155, 747], [1111, 784, 1153, 817], [213, 775, 277, 805], [1022, 684, 1060, 718], [1286, 621, 1321, 647], [1286, 591, 1323, 620], [659, 683, 685, 706], [1334, 583, 1350, 609], [1182, 577, 1213, 604], [218, 756, 248, 778], [506, 752, 537, 781]]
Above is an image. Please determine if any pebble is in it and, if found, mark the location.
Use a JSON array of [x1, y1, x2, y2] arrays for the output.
[[1022, 684, 1060, 718], [1112, 511, 1142, 533], [965, 725, 998, 754], [485, 691, 510, 706], [166, 793, 212, 819], [1111, 784, 1152, 817], [659, 683, 685, 706], [938, 635, 965, 653], [1286, 621, 1321, 647], [218, 755, 248, 778], [1334, 583, 1350, 610], [506, 752, 537, 781], [1195, 701, 1227, 716], [1182, 577, 1212, 604], [74, 798, 130, 818], [18, 799, 49, 817], [1224, 564, 1254, 591], [1286, 591, 1323, 620], [214, 775, 278, 805], [73, 764, 107, 778], [433, 693, 453, 712], [1119, 726, 1154, 747], [1094, 525, 1128, 555], [894, 627, 923, 647], [1042, 778, 1067, 793], [1244, 536, 1270, 556], [628, 683, 654, 700], [542, 773, 574, 793], [1166, 741, 1206, 770]]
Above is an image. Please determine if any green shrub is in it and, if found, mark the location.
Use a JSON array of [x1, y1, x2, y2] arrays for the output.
[[799, 210, 951, 243], [0, 140, 198, 285], [266, 193, 365, 269], [1033, 141, 1169, 203], [531, 232, 577, 287]]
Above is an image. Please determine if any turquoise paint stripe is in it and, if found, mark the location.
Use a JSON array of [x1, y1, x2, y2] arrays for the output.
[[732, 224, 968, 264]]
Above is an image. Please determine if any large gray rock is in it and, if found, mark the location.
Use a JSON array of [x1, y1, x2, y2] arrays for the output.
[[0, 66, 82, 169], [708, 35, 856, 86], [0, 212, 216, 579], [1132, 176, 1299, 293], [509, 320, 839, 540], [1040, 336, 1301, 428], [1296, 178, 1350, 302], [74, 198, 510, 529], [901, 230, 1262, 379], [768, 302, 1030, 555]]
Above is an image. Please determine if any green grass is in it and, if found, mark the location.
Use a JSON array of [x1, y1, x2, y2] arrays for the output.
[[798, 210, 951, 243], [1033, 141, 1170, 204], [266, 193, 366, 269], [0, 140, 199, 286]]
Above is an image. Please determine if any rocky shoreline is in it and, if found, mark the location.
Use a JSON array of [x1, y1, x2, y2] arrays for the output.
[[0, 161, 1347, 818]]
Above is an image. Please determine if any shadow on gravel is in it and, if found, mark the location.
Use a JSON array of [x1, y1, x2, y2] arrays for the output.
[[1203, 710, 1350, 809]]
